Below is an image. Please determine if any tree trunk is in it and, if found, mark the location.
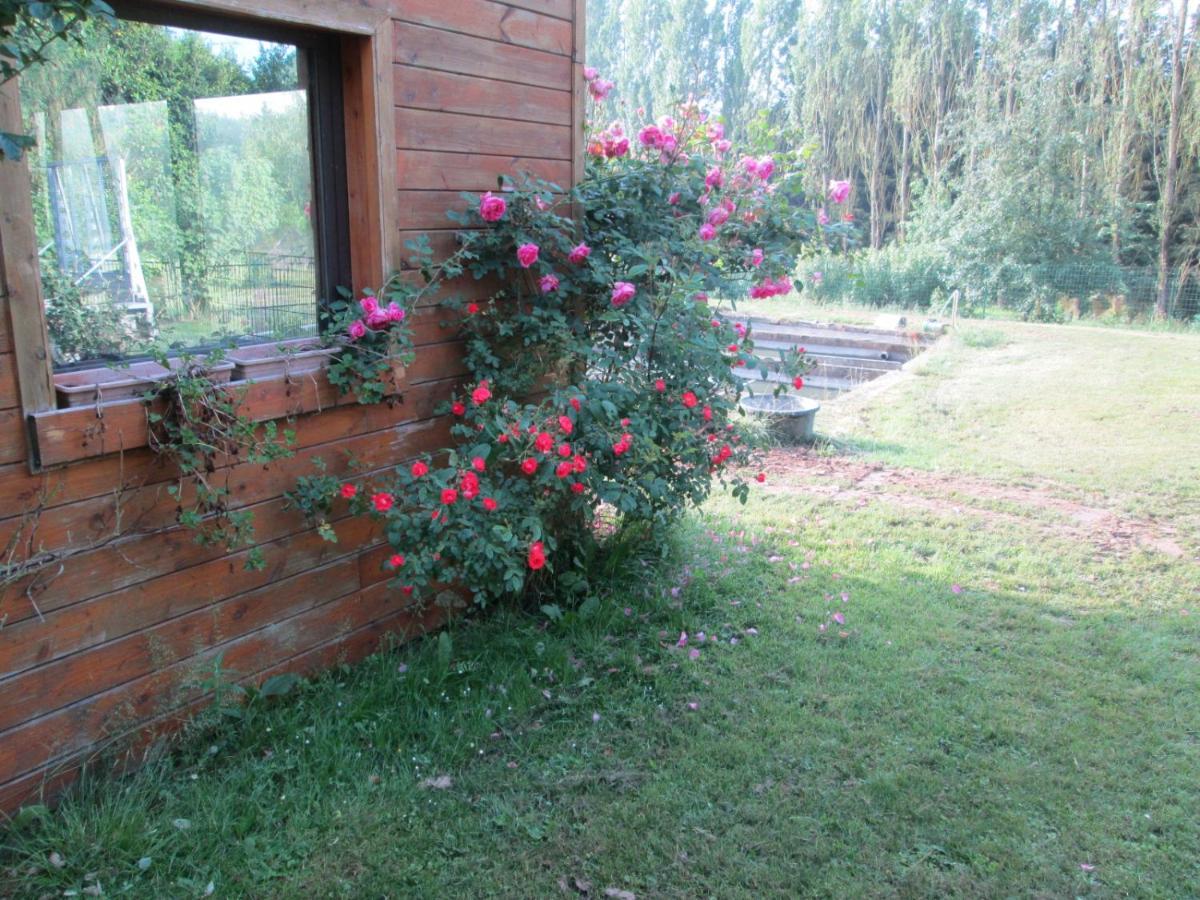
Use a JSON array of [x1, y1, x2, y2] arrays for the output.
[[1156, 0, 1191, 319]]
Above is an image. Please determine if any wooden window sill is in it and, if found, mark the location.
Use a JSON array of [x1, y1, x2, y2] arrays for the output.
[[32, 349, 398, 469]]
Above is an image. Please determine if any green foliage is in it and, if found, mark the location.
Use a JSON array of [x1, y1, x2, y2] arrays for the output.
[[592, 0, 1200, 316], [798, 244, 952, 311], [146, 350, 295, 570], [41, 258, 135, 363], [0, 0, 113, 158]]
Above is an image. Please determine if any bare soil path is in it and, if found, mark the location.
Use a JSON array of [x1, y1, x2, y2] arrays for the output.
[[758, 447, 1191, 561]]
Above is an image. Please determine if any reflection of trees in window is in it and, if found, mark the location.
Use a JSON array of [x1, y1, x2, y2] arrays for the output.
[[20, 19, 319, 366]]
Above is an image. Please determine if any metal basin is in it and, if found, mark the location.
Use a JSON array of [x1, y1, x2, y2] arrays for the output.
[[741, 393, 821, 444]]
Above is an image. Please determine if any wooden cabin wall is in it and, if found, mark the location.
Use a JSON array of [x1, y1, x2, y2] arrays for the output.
[[0, 0, 585, 812]]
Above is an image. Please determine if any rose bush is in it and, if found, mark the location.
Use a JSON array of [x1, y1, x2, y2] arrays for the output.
[[322, 77, 852, 608]]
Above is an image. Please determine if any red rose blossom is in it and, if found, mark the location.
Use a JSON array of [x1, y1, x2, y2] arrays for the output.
[[571, 482, 585, 494], [389, 553, 405, 568], [472, 456, 487, 472], [441, 488, 459, 505], [451, 401, 466, 416], [471, 381, 492, 405], [482, 497, 498, 511], [558, 415, 573, 434], [340, 483, 357, 499], [528, 541, 546, 570], [521, 458, 538, 475], [534, 432, 554, 453], [411, 461, 429, 478], [372, 492, 394, 512], [555, 461, 572, 478], [655, 378, 666, 392], [682, 391, 698, 408]]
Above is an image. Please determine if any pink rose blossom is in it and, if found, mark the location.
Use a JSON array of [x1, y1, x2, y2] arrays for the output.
[[583, 66, 598, 81], [538, 274, 560, 293], [668, 192, 681, 205], [817, 208, 831, 225], [366, 309, 390, 330], [516, 243, 540, 268], [705, 166, 724, 190], [347, 320, 367, 341], [568, 242, 591, 264], [359, 295, 378, 315], [713, 138, 732, 154], [638, 124, 663, 147], [756, 156, 775, 180], [385, 301, 405, 322], [707, 207, 730, 227], [751, 248, 764, 267], [741, 156, 760, 177], [588, 78, 613, 101], [828, 179, 851, 204], [479, 191, 507, 222], [698, 223, 717, 241], [610, 281, 636, 307]]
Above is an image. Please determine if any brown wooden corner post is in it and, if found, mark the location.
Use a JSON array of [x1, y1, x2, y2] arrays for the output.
[[342, 10, 395, 293], [0, 79, 56, 466], [570, 0, 587, 211]]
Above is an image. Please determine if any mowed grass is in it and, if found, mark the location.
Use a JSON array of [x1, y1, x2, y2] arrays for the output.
[[822, 320, 1200, 526], [2, 320, 1199, 898]]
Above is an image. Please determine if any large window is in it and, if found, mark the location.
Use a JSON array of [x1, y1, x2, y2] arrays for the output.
[[20, 1, 350, 371]]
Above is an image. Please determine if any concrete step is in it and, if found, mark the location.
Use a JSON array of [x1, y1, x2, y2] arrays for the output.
[[751, 337, 907, 364], [726, 317, 927, 362], [752, 340, 904, 372], [734, 368, 859, 394], [749, 357, 899, 382]]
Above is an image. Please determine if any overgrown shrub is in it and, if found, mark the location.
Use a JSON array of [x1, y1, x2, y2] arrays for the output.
[[310, 86, 846, 609]]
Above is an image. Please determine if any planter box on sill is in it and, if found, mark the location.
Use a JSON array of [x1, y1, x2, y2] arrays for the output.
[[226, 339, 335, 381], [55, 359, 236, 408]]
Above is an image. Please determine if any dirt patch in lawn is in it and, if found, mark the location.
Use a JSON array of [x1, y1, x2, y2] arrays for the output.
[[757, 448, 1191, 561]]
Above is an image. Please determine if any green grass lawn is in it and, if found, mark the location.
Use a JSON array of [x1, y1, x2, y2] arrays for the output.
[[3, 319, 1199, 898]]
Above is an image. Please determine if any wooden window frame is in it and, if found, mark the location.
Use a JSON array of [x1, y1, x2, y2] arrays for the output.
[[0, 0, 395, 469]]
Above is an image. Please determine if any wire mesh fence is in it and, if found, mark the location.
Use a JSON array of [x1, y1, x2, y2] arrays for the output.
[[150, 252, 317, 338], [1013, 264, 1200, 320], [798, 256, 1200, 322], [67, 250, 318, 342]]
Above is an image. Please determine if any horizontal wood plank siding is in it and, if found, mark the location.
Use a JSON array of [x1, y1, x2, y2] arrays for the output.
[[0, 0, 583, 813], [0, 354, 17, 410], [394, 66, 571, 126], [392, 0, 572, 55], [397, 148, 570, 190], [395, 107, 570, 159], [393, 22, 571, 90]]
